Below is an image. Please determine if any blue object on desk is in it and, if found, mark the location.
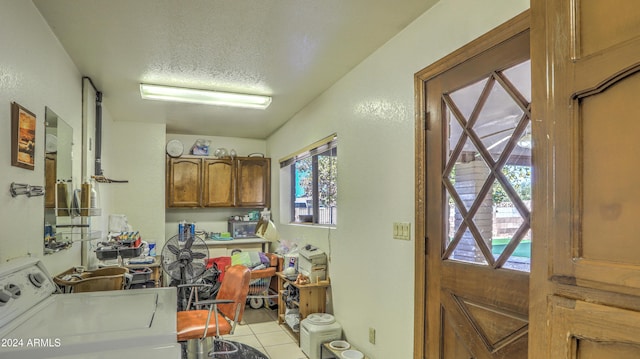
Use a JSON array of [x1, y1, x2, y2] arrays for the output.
[[129, 257, 155, 264], [212, 235, 234, 241]]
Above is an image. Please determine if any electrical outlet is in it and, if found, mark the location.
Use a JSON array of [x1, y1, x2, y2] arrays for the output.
[[369, 327, 376, 344]]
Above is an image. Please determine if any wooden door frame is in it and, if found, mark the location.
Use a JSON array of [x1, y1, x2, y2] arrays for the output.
[[413, 11, 530, 359]]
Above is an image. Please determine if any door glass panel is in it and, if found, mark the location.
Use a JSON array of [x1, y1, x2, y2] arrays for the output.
[[473, 187, 498, 246], [443, 61, 532, 271], [502, 60, 531, 102], [491, 180, 526, 255], [451, 227, 489, 265], [446, 145, 491, 212], [449, 77, 489, 120], [502, 229, 531, 271], [475, 81, 525, 162], [446, 105, 465, 163], [445, 191, 459, 249]]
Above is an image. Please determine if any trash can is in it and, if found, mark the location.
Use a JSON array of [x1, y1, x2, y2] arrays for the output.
[[300, 313, 342, 359]]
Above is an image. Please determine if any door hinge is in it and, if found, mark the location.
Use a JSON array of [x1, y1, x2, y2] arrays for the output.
[[424, 236, 428, 255], [424, 111, 430, 131]]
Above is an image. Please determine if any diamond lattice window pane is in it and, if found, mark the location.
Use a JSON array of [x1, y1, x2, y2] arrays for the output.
[[441, 60, 531, 271], [491, 180, 527, 256], [502, 229, 531, 272], [449, 77, 489, 121], [474, 81, 524, 162], [502, 60, 531, 103], [471, 187, 496, 251], [445, 191, 462, 250], [451, 227, 488, 265], [446, 104, 465, 164], [447, 149, 491, 212]]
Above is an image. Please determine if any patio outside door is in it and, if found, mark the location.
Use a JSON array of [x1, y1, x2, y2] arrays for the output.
[[415, 13, 530, 359]]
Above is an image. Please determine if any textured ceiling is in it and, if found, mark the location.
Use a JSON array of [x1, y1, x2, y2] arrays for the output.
[[33, 0, 439, 139]]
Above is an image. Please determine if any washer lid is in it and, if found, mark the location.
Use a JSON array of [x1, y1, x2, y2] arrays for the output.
[[306, 313, 335, 325]]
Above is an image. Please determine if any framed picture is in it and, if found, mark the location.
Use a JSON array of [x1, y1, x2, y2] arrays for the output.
[[11, 102, 37, 170]]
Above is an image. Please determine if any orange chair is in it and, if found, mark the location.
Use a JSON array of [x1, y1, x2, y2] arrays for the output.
[[177, 265, 251, 358]]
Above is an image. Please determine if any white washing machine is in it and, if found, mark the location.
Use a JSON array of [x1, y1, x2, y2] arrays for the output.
[[300, 313, 342, 359], [0, 257, 180, 359]]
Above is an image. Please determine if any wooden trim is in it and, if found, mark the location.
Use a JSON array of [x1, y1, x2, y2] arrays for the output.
[[529, 0, 556, 357], [413, 10, 530, 359], [413, 66, 427, 359]]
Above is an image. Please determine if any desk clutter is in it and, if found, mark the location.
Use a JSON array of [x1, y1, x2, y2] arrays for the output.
[[54, 256, 163, 292], [54, 267, 128, 293], [95, 231, 143, 260]]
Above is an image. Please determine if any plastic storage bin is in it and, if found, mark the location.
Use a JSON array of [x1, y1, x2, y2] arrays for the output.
[[95, 243, 144, 260], [300, 313, 342, 359], [129, 267, 152, 284]]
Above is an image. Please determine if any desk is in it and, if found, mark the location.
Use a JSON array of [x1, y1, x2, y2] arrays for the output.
[[321, 342, 369, 359], [193, 237, 269, 257]]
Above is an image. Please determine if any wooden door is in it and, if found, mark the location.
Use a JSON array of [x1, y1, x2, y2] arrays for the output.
[[203, 159, 234, 207], [415, 13, 530, 359], [530, 1, 640, 357], [166, 157, 202, 207], [236, 157, 270, 208]]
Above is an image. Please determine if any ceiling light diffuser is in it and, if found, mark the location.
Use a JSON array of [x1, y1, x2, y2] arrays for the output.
[[139, 84, 272, 109]]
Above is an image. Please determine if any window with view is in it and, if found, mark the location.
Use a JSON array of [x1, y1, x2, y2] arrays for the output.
[[280, 134, 337, 226]]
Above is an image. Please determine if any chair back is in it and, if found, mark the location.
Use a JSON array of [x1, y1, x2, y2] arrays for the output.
[[216, 265, 251, 322]]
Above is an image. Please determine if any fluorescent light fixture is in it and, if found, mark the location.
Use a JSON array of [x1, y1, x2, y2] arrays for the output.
[[139, 84, 271, 109]]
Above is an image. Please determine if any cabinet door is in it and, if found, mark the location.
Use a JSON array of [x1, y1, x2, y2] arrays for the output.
[[236, 157, 270, 208], [166, 157, 202, 207], [203, 159, 234, 207]]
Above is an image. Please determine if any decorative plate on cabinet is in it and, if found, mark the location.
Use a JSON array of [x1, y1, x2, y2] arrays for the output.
[[166, 140, 184, 157]]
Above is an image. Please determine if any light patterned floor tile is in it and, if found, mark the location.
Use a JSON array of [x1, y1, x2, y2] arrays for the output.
[[250, 320, 284, 334], [264, 343, 307, 359], [224, 323, 253, 338], [257, 330, 296, 347]]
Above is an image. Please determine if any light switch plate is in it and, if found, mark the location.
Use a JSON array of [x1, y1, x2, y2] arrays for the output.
[[393, 222, 411, 240]]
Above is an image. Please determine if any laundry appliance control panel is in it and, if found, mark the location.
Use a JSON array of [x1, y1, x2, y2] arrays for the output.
[[0, 257, 56, 328]]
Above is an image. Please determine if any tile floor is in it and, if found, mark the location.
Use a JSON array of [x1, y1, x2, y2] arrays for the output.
[[223, 306, 308, 359]]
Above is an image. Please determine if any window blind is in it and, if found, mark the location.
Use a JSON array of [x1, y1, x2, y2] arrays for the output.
[[279, 133, 337, 168]]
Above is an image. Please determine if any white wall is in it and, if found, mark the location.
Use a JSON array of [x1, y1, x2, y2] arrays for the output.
[[266, 0, 529, 357], [99, 120, 167, 253], [0, 1, 83, 275], [0, 1, 163, 276]]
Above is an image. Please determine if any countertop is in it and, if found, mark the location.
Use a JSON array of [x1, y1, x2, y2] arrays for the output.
[[193, 237, 268, 246]]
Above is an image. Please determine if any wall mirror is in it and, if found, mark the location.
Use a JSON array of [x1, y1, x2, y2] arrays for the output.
[[44, 107, 75, 254]]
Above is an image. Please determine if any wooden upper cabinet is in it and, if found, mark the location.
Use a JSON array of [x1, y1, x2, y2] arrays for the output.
[[202, 159, 235, 207], [166, 157, 202, 207], [236, 157, 270, 208], [166, 156, 270, 208]]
